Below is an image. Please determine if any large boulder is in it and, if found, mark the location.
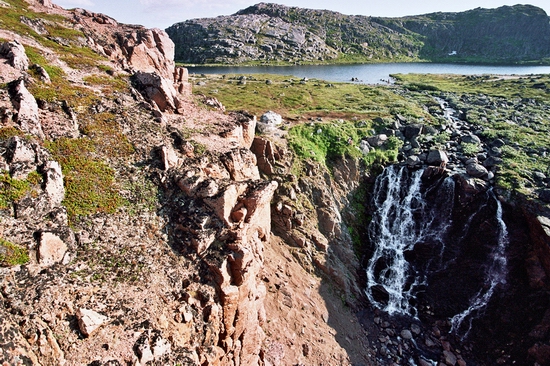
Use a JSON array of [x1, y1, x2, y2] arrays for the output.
[[132, 71, 183, 113], [466, 162, 489, 178], [427, 149, 449, 166], [257, 111, 282, 133], [0, 41, 29, 71], [9, 79, 44, 139]]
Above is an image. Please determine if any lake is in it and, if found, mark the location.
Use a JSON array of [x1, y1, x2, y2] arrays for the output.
[[188, 63, 550, 84]]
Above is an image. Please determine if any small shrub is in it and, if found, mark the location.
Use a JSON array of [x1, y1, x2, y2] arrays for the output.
[[461, 142, 480, 156], [0, 171, 42, 209]]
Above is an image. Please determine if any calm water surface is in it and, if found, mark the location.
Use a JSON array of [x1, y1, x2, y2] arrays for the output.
[[188, 63, 550, 84]]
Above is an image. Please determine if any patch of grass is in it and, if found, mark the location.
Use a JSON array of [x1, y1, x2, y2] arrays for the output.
[[45, 138, 124, 220], [83, 74, 129, 95], [79, 112, 135, 158], [461, 142, 480, 156], [0, 238, 29, 267], [190, 140, 207, 156], [0, 126, 24, 140], [192, 74, 431, 121], [287, 120, 367, 165], [123, 174, 159, 215]]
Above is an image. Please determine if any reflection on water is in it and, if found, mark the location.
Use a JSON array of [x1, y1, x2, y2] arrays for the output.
[[188, 62, 550, 84]]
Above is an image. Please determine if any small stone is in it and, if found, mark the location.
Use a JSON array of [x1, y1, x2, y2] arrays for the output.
[[443, 350, 457, 365], [411, 324, 421, 335], [400, 329, 413, 340], [466, 163, 488, 178], [425, 337, 436, 347], [76, 308, 108, 337]]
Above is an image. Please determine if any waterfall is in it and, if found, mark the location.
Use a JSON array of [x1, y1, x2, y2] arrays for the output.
[[365, 165, 455, 316], [450, 190, 509, 338]]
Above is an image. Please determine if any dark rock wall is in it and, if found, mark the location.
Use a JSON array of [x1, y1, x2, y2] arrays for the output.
[[166, 3, 550, 64]]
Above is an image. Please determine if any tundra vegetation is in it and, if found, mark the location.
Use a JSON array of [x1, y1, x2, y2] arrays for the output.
[[192, 72, 550, 195]]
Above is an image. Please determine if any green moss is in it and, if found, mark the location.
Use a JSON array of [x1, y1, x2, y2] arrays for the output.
[[287, 120, 366, 165], [79, 112, 135, 158], [45, 138, 124, 220], [0, 126, 24, 140], [0, 238, 29, 267]]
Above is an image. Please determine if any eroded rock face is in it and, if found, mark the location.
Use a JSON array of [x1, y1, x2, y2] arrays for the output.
[[0, 41, 29, 71], [132, 71, 183, 113], [8, 79, 44, 139]]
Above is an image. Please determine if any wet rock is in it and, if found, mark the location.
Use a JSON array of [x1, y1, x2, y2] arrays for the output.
[[0, 40, 29, 71], [76, 308, 109, 337], [427, 150, 449, 166], [400, 329, 413, 340], [443, 350, 457, 365], [466, 163, 488, 178], [406, 155, 422, 168]]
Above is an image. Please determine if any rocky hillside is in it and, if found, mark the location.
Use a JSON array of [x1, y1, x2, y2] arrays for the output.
[[165, 2, 550, 65], [3, 1, 550, 366], [0, 1, 372, 365]]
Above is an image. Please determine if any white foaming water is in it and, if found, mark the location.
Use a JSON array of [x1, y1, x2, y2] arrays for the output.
[[450, 191, 509, 338], [365, 165, 454, 316]]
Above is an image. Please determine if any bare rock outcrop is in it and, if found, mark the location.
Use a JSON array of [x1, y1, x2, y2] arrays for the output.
[[168, 145, 278, 365], [0, 40, 29, 71], [132, 71, 183, 113], [8, 79, 44, 139]]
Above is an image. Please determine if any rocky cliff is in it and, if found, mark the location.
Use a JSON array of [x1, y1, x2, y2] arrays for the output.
[[166, 2, 550, 65], [3, 1, 550, 365]]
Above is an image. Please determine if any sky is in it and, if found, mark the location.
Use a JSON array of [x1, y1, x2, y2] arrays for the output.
[[52, 0, 550, 30]]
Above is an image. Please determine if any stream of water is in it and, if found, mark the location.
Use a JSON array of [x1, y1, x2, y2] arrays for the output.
[[365, 165, 455, 316], [365, 165, 510, 334]]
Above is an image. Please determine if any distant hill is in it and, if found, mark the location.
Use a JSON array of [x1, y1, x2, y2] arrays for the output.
[[165, 2, 550, 65]]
